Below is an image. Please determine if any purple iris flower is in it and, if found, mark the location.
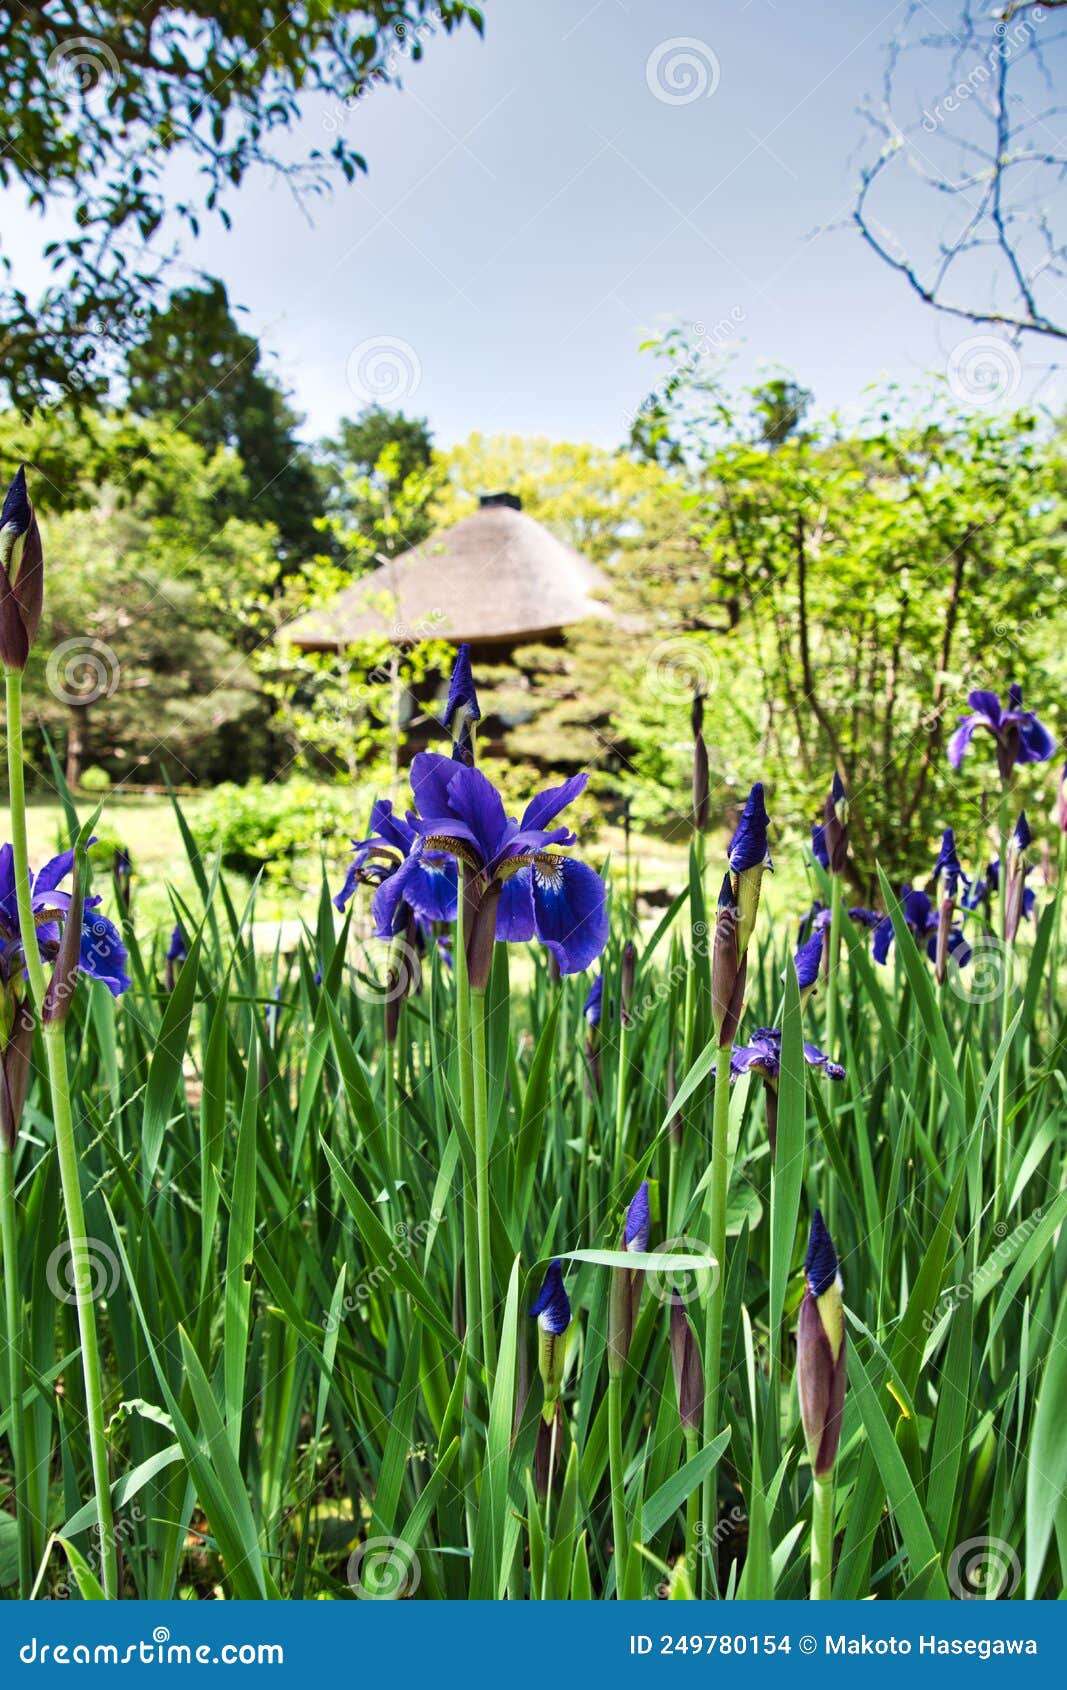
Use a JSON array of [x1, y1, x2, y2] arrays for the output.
[[873, 885, 970, 969], [872, 886, 935, 964], [714, 1026, 843, 1157], [0, 844, 130, 997], [583, 972, 604, 1027], [811, 823, 829, 870], [407, 753, 608, 976], [947, 683, 1055, 780], [724, 1026, 845, 1085], [623, 1181, 651, 1252], [335, 797, 458, 938], [848, 906, 882, 929], [529, 1259, 571, 1335], [166, 924, 187, 965]]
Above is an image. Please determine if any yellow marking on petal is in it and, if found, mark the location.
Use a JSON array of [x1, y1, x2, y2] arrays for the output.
[[420, 834, 481, 871]]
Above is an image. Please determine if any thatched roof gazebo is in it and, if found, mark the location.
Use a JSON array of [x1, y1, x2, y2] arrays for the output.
[[282, 492, 616, 653]]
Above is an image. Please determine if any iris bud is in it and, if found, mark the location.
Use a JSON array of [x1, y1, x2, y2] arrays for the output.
[[669, 1295, 704, 1432], [0, 994, 34, 1152], [609, 1182, 651, 1376], [822, 771, 849, 874], [796, 1210, 847, 1477], [529, 1260, 572, 1420], [0, 466, 44, 672], [712, 874, 746, 1044], [443, 642, 481, 767], [728, 782, 773, 955], [1004, 812, 1031, 944]]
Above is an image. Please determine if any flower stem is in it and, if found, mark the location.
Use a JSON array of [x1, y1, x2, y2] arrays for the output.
[[612, 1018, 629, 1194], [540, 1408, 560, 1601], [810, 1473, 835, 1599], [471, 986, 497, 1388], [0, 1145, 33, 1596], [683, 1425, 700, 1592], [453, 926, 480, 1376], [700, 1042, 732, 1596], [607, 1372, 627, 1597], [1049, 828, 1067, 1021], [993, 789, 1011, 1223], [4, 665, 117, 1598], [825, 869, 843, 1058]]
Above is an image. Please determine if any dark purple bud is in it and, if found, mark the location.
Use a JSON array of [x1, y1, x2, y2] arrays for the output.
[[42, 875, 85, 1027], [712, 874, 741, 1042], [797, 1210, 847, 1477], [693, 730, 710, 833], [1056, 765, 1067, 834], [821, 770, 849, 873], [0, 997, 35, 1152], [728, 781, 772, 875], [669, 1295, 704, 1432], [443, 643, 480, 766], [0, 465, 44, 672], [466, 878, 502, 993]]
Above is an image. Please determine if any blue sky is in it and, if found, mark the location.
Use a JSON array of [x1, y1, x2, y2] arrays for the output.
[[7, 0, 1067, 445]]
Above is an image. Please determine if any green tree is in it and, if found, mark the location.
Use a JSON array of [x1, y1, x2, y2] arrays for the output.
[[5, 408, 278, 784], [125, 282, 322, 565], [0, 2, 484, 405]]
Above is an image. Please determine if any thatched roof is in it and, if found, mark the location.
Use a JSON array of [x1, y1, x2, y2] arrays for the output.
[[282, 493, 616, 650]]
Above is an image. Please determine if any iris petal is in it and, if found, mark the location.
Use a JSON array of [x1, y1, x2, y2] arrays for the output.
[[529, 857, 608, 976], [1017, 713, 1056, 763], [495, 870, 536, 943], [520, 772, 588, 833]]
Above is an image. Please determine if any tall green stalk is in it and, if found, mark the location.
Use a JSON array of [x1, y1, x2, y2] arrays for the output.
[[0, 1145, 32, 1595], [471, 985, 497, 1386], [993, 790, 1011, 1222], [700, 1042, 732, 1596], [810, 1473, 834, 1599], [4, 666, 118, 1598], [607, 1372, 627, 1596], [452, 912, 480, 1375]]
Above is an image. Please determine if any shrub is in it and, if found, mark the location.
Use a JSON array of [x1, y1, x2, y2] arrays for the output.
[[192, 779, 355, 880]]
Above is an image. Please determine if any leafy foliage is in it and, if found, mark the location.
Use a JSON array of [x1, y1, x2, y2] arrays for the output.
[[0, 2, 484, 403]]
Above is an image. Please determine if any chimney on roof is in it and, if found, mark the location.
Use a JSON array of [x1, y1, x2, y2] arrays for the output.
[[479, 491, 522, 512]]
